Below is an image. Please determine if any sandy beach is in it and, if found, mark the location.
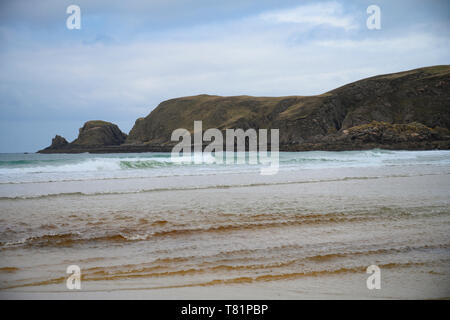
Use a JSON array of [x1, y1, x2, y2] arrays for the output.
[[0, 150, 449, 299]]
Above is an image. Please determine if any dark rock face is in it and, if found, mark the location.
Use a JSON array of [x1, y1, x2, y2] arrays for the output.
[[39, 65, 450, 153], [342, 122, 443, 143]]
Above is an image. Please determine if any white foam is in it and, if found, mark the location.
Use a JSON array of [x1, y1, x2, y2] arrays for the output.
[[0, 150, 449, 184]]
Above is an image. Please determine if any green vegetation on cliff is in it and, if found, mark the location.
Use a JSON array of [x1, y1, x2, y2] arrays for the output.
[[125, 65, 450, 150]]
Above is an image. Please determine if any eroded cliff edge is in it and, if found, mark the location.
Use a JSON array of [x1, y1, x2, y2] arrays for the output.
[[38, 65, 450, 153]]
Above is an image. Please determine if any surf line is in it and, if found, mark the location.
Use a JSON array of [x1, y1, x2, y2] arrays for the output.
[[171, 120, 280, 175]]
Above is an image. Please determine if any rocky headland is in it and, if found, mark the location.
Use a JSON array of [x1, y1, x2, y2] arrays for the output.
[[38, 65, 450, 153]]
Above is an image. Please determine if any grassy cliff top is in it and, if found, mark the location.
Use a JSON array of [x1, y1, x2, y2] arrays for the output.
[[126, 65, 450, 144]]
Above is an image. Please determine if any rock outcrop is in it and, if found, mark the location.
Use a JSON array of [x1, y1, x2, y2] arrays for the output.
[[39, 121, 127, 153], [44, 135, 69, 150], [72, 120, 127, 146], [39, 65, 450, 153], [285, 121, 450, 151]]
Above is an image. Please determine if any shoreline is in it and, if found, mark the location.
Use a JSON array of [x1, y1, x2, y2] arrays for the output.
[[36, 141, 450, 154]]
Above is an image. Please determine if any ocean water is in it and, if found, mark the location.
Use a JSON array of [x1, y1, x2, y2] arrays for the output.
[[0, 150, 449, 298]]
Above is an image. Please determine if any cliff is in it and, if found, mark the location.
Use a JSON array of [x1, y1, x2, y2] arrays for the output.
[[39, 65, 450, 153]]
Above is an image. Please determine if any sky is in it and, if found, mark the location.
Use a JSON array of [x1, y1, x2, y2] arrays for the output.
[[0, 0, 449, 152]]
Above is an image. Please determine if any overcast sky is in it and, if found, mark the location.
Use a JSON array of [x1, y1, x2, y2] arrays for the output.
[[0, 0, 449, 152]]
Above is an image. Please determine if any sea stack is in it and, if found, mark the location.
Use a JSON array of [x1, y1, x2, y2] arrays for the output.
[[38, 120, 127, 153]]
